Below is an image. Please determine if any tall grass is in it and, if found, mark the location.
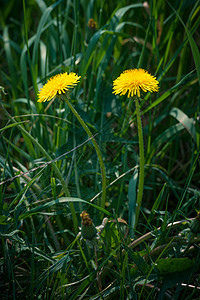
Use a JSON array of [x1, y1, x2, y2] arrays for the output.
[[0, 0, 200, 298]]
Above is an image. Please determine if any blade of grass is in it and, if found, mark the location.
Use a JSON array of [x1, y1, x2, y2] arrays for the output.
[[167, 1, 200, 86], [1, 104, 78, 239]]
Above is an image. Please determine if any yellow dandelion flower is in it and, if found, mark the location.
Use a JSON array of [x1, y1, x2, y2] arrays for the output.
[[113, 68, 159, 98], [38, 72, 81, 103]]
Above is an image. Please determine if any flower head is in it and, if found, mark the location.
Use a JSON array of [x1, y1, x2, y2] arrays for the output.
[[38, 72, 81, 103], [80, 211, 97, 240], [113, 68, 159, 98], [88, 18, 97, 29]]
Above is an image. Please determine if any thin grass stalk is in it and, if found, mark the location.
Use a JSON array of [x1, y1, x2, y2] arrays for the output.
[[44, 215, 61, 251], [3, 27, 17, 99], [63, 97, 106, 210], [1, 104, 78, 239], [116, 146, 127, 213], [174, 149, 200, 217], [138, 238, 176, 300], [99, 218, 193, 282], [146, 99, 152, 157], [30, 231, 35, 300], [1, 133, 20, 194], [22, 0, 36, 108], [120, 98, 132, 137], [73, 123, 83, 212], [134, 96, 145, 228], [72, 0, 79, 70], [137, 0, 152, 68]]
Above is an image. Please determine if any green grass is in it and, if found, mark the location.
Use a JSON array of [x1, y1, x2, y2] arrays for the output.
[[0, 0, 200, 298]]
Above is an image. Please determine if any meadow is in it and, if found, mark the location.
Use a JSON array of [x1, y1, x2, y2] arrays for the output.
[[0, 0, 200, 299]]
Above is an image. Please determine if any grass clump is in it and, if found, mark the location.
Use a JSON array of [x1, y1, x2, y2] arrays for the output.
[[0, 0, 200, 298]]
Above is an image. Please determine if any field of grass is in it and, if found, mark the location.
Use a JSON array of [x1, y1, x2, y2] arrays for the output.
[[0, 0, 200, 299]]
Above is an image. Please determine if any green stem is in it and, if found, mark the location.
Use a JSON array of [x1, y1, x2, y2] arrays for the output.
[[135, 96, 145, 227], [1, 104, 78, 238], [63, 97, 106, 209]]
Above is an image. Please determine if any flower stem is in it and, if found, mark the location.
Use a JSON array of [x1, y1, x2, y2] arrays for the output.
[[63, 97, 106, 209], [135, 96, 145, 227]]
